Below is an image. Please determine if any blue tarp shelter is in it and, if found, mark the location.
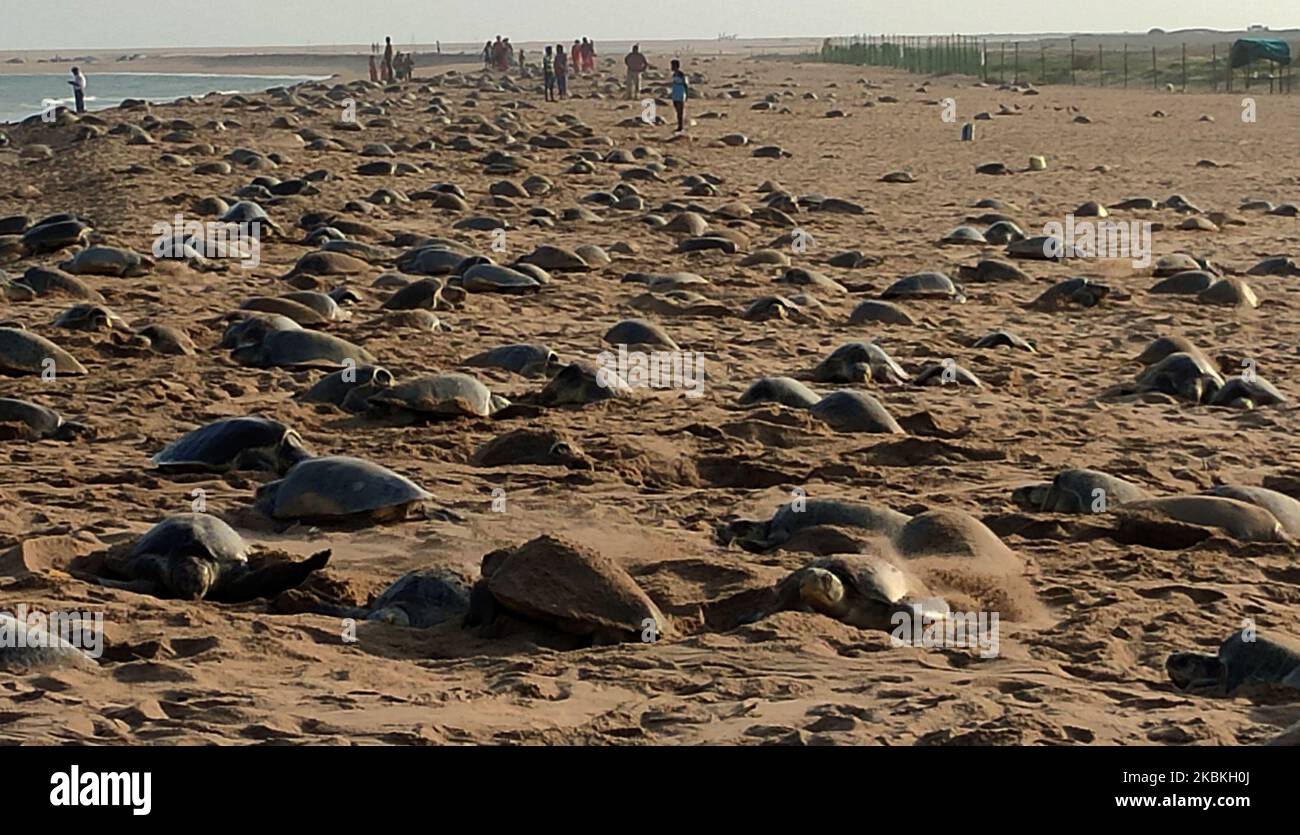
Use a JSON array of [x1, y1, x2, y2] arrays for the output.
[[1229, 38, 1292, 69]]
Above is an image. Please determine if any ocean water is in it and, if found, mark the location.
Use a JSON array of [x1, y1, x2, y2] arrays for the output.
[[0, 73, 329, 124]]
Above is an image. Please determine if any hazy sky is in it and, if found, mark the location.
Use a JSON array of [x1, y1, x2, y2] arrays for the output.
[[2, 1, 1294, 50]]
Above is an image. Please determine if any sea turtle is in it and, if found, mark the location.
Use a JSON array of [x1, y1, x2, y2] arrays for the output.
[[92, 513, 330, 601], [254, 455, 433, 523], [152, 417, 310, 474], [515, 244, 590, 272], [1167, 631, 1300, 696], [1006, 236, 1067, 261], [0, 613, 97, 672], [1150, 270, 1216, 295], [0, 327, 87, 376], [1208, 375, 1286, 409], [1134, 335, 1205, 367], [891, 509, 1020, 569], [1206, 485, 1300, 538], [972, 330, 1035, 352], [538, 361, 632, 406], [218, 314, 302, 349], [1012, 468, 1149, 513], [914, 362, 983, 388], [318, 569, 472, 627], [1246, 256, 1300, 277], [774, 267, 847, 295], [940, 225, 987, 246], [1132, 351, 1224, 402], [1198, 277, 1258, 308], [299, 364, 394, 411], [460, 264, 542, 294], [366, 373, 504, 420], [1118, 496, 1289, 543], [59, 246, 153, 277], [881, 272, 964, 302], [15, 266, 102, 301], [21, 218, 91, 254], [604, 318, 679, 350], [717, 499, 912, 553], [1027, 276, 1110, 311], [810, 390, 905, 434], [137, 324, 196, 355], [52, 303, 128, 332], [381, 277, 446, 310], [1151, 253, 1204, 277], [463, 343, 562, 377], [0, 398, 94, 441], [471, 428, 593, 469], [239, 296, 330, 326], [771, 553, 948, 631], [982, 221, 1027, 245], [956, 259, 1029, 283], [463, 534, 669, 645], [738, 376, 821, 409], [848, 300, 916, 325], [809, 341, 909, 384], [231, 329, 375, 369]]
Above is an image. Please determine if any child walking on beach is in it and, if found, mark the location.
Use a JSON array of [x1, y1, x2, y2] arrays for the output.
[[670, 59, 688, 132]]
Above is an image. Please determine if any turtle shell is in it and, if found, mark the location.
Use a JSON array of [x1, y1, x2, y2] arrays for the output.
[[0, 398, 68, 438], [479, 535, 666, 639], [236, 329, 375, 369], [151, 416, 308, 472], [368, 373, 495, 418], [127, 513, 249, 565], [0, 327, 87, 375], [255, 455, 432, 521]]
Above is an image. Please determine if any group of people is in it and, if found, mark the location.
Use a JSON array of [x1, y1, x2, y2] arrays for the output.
[[369, 37, 414, 83], [483, 36, 517, 72], [540, 42, 688, 131]]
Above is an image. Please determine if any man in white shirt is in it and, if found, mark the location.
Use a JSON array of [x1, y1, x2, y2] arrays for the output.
[[68, 67, 86, 113]]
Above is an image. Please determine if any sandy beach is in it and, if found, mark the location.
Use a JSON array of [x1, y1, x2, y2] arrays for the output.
[[1, 44, 1298, 746]]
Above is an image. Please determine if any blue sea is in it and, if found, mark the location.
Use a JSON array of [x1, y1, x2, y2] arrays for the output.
[[0, 73, 329, 124]]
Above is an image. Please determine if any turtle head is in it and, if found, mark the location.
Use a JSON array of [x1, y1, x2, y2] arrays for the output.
[[170, 556, 218, 600], [252, 480, 283, 517], [53, 420, 96, 441], [548, 441, 593, 470], [1166, 651, 1225, 693], [797, 567, 849, 618], [1011, 483, 1052, 511], [367, 606, 410, 627], [276, 431, 312, 472]]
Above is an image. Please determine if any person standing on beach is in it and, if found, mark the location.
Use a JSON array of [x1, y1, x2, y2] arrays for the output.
[[584, 38, 596, 73], [483, 41, 492, 69], [368, 53, 378, 82], [543, 46, 555, 101], [623, 44, 647, 99], [382, 37, 394, 82], [571, 40, 581, 78], [670, 59, 688, 132], [554, 44, 568, 99], [67, 67, 86, 114]]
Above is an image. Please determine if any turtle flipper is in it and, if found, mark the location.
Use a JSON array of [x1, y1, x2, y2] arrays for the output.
[[88, 575, 165, 596], [208, 549, 332, 603]]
